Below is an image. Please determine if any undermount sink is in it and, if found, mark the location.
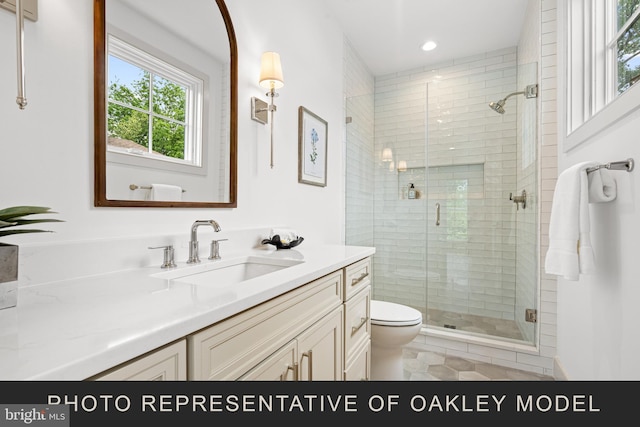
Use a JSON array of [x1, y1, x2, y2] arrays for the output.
[[152, 255, 304, 287]]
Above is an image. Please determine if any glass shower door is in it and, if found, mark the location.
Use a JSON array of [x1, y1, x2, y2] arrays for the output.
[[425, 62, 538, 344]]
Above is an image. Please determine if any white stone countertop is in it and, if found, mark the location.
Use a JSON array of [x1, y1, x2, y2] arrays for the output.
[[0, 244, 375, 380]]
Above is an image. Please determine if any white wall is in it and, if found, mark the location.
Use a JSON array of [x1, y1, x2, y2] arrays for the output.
[[555, 113, 640, 380], [555, 4, 640, 379], [0, 1, 345, 248]]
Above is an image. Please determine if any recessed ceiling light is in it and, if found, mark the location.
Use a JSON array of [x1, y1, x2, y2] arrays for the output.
[[421, 40, 437, 51]]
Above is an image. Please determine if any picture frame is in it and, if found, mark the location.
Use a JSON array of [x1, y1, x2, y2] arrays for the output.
[[298, 106, 328, 187]]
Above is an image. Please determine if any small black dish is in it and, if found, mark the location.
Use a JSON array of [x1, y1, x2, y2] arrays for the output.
[[261, 235, 304, 250]]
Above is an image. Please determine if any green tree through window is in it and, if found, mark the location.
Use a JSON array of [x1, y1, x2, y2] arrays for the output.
[[616, 0, 640, 93], [108, 58, 187, 161]]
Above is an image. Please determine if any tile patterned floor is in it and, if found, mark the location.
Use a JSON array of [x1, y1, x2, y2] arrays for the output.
[[426, 308, 525, 341], [402, 348, 554, 381]]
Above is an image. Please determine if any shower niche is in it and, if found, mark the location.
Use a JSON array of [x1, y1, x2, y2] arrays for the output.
[[397, 167, 424, 200]]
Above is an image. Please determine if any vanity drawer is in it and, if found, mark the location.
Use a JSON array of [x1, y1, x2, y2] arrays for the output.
[[188, 270, 342, 380], [344, 285, 371, 365], [343, 257, 371, 301]]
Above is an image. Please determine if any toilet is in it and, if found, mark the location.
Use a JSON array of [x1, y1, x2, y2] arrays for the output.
[[370, 300, 423, 381]]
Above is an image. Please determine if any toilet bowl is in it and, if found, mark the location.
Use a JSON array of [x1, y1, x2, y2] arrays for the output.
[[370, 300, 423, 381]]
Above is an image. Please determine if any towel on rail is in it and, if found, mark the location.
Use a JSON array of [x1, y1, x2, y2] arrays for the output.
[[148, 183, 183, 201], [544, 161, 598, 281], [588, 167, 617, 203]]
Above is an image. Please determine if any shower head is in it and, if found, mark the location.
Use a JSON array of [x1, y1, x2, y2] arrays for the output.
[[488, 84, 539, 114], [488, 91, 521, 114], [489, 99, 506, 114]]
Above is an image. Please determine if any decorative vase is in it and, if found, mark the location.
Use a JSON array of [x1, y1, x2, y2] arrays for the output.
[[0, 243, 18, 310]]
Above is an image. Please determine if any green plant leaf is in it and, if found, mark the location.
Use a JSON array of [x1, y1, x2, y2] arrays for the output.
[[0, 206, 62, 237], [0, 206, 55, 222], [0, 229, 54, 237], [8, 219, 65, 226]]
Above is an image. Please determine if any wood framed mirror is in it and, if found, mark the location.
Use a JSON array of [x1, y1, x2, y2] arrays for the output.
[[94, 0, 237, 207]]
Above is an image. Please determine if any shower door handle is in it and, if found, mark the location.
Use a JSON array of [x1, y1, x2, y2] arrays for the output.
[[435, 203, 440, 226]]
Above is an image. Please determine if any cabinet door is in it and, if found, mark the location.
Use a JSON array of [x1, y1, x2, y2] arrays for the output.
[[296, 307, 344, 381], [344, 339, 370, 381], [188, 270, 342, 380], [92, 340, 187, 381], [239, 340, 297, 381]]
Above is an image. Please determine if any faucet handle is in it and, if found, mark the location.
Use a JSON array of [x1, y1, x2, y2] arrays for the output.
[[209, 239, 228, 260], [148, 245, 177, 268]]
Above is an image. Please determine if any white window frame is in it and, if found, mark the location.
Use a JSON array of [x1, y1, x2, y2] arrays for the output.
[[562, 0, 640, 151], [106, 33, 207, 174]]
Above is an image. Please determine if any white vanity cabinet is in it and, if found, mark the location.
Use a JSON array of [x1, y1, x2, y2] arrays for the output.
[[88, 256, 373, 382], [91, 339, 187, 381]]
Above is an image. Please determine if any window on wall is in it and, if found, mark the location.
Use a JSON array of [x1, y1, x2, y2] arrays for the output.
[[616, 0, 640, 93], [107, 34, 204, 167], [564, 0, 640, 148]]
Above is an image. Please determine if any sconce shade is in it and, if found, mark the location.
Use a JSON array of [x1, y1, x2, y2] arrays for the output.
[[381, 148, 393, 162], [259, 51, 284, 89]]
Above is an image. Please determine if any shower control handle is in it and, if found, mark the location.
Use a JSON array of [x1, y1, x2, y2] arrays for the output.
[[510, 190, 527, 210], [435, 203, 440, 226]]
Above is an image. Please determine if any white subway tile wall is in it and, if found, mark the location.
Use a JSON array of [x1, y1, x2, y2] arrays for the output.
[[343, 0, 557, 377]]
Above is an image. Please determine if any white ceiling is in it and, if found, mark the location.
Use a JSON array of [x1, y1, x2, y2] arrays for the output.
[[324, 0, 530, 76]]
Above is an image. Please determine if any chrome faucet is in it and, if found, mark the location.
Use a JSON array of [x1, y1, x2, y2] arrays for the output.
[[188, 220, 221, 264]]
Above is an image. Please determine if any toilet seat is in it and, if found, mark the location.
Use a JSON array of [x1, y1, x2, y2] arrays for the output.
[[370, 300, 422, 327]]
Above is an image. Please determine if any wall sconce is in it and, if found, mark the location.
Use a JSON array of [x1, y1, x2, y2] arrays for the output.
[[397, 160, 407, 172], [251, 51, 284, 168], [381, 148, 393, 162], [0, 0, 38, 110]]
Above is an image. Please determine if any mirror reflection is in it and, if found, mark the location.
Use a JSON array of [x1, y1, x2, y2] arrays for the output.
[[94, 0, 237, 207]]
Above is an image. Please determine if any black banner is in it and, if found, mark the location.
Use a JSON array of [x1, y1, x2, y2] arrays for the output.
[[0, 381, 632, 425]]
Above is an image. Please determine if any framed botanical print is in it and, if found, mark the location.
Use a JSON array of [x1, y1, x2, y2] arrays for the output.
[[298, 106, 327, 187]]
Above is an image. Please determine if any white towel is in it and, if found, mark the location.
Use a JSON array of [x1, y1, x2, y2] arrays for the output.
[[149, 184, 183, 201], [588, 168, 617, 203], [270, 228, 299, 244], [544, 161, 597, 281]]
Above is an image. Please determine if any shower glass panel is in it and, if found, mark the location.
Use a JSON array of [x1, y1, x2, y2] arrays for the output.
[[345, 93, 375, 248], [344, 59, 538, 346], [426, 62, 538, 343]]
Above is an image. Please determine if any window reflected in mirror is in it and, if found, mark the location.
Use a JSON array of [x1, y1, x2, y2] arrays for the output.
[[107, 34, 203, 167]]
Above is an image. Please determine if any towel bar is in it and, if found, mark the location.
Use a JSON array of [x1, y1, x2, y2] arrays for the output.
[[586, 158, 634, 174], [129, 184, 186, 192]]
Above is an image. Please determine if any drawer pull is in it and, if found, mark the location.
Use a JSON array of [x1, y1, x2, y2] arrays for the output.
[[351, 271, 369, 286], [302, 351, 313, 380], [280, 362, 298, 381], [351, 317, 368, 336]]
